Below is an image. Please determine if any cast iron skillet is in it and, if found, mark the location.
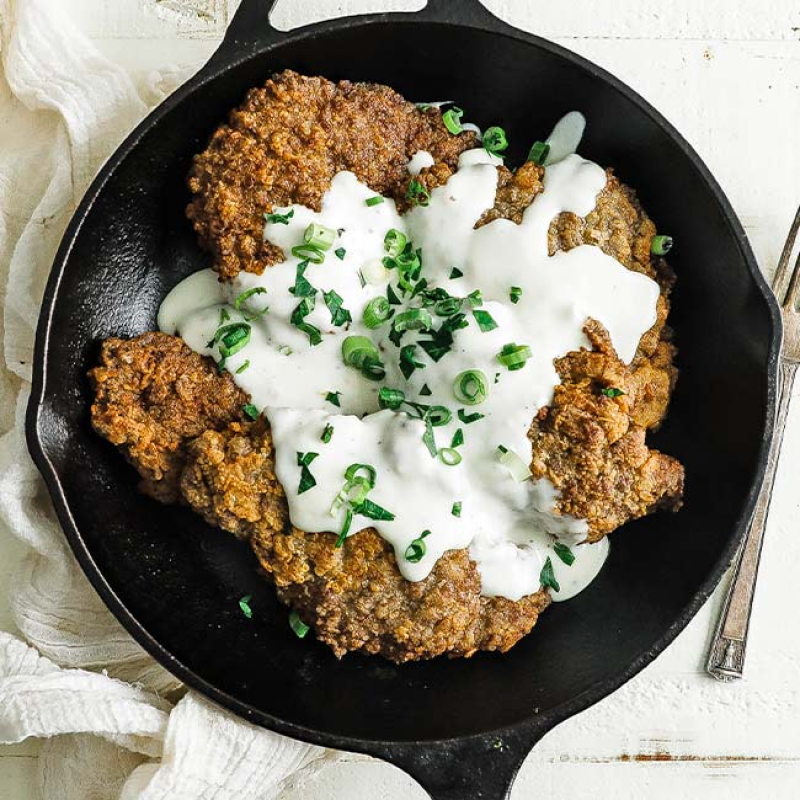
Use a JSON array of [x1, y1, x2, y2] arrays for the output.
[[26, 1, 781, 797]]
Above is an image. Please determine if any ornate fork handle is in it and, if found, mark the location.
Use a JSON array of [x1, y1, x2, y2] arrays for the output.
[[707, 359, 797, 680]]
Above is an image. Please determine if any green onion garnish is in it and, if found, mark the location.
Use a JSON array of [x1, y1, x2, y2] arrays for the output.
[[335, 507, 354, 547], [296, 451, 319, 494], [483, 126, 508, 156], [553, 542, 575, 566], [264, 208, 294, 225], [449, 267, 463, 279], [213, 322, 251, 357], [379, 387, 406, 410], [384, 229, 408, 259], [458, 408, 485, 424], [334, 247, 346, 260], [473, 309, 498, 332], [289, 609, 309, 638], [386, 284, 402, 305], [353, 498, 396, 521], [427, 406, 452, 427], [325, 391, 341, 407], [454, 370, 489, 405], [439, 447, 462, 466], [420, 384, 432, 396], [497, 342, 532, 371], [321, 423, 334, 444], [451, 502, 462, 517], [365, 196, 384, 207], [234, 287, 267, 312], [601, 387, 625, 398], [394, 308, 433, 333], [442, 106, 464, 134], [406, 180, 430, 207], [451, 428, 464, 448], [289, 262, 317, 298], [363, 296, 393, 329], [399, 344, 425, 379], [540, 557, 560, 592], [422, 416, 437, 457], [303, 222, 336, 251], [497, 445, 532, 482], [651, 235, 673, 256], [345, 463, 377, 488], [528, 141, 550, 166], [290, 296, 322, 346], [235, 360, 250, 374], [405, 530, 431, 563], [509, 286, 522, 304], [239, 595, 253, 619], [291, 243, 325, 263], [219, 307, 230, 324], [342, 335, 385, 381], [323, 289, 353, 326], [434, 297, 462, 317]]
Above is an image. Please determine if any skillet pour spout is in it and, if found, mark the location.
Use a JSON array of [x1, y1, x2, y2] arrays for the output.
[[26, 0, 781, 798]]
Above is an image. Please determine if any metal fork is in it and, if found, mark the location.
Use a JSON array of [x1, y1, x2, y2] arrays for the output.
[[706, 206, 800, 681]]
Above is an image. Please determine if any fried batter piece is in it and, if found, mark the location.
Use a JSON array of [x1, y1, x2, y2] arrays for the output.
[[187, 70, 476, 279], [89, 72, 685, 662]]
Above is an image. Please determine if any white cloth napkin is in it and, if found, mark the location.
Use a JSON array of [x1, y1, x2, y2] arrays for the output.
[[0, 1, 353, 797]]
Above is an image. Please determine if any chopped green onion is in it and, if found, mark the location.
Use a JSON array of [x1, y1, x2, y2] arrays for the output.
[[330, 477, 371, 515], [335, 507, 354, 547], [405, 530, 431, 562], [323, 289, 352, 326], [213, 322, 251, 357], [325, 391, 341, 407], [422, 416, 437, 457], [427, 406, 452, 427], [345, 463, 377, 488], [289, 609, 309, 638], [399, 344, 425, 379], [601, 387, 625, 398], [219, 307, 230, 324], [264, 208, 294, 225], [379, 387, 406, 410], [540, 557, 560, 592], [353, 498, 396, 521], [473, 309, 498, 332], [483, 126, 508, 155], [509, 286, 522, 304], [321, 423, 334, 444], [458, 408, 485, 424], [290, 296, 322, 346], [291, 243, 325, 263], [406, 180, 430, 207], [334, 247, 346, 260], [449, 267, 463, 279], [234, 287, 267, 314], [434, 297, 462, 317], [497, 342, 532, 371], [420, 384, 432, 396], [386, 284, 402, 305], [289, 262, 317, 298], [357, 270, 366, 288], [651, 235, 673, 255], [342, 335, 385, 381], [466, 289, 483, 307], [363, 296, 393, 329], [442, 106, 464, 134], [497, 445, 532, 482], [451, 502, 462, 517], [239, 595, 253, 619], [365, 196, 384, 207], [394, 308, 433, 333], [296, 451, 319, 495], [454, 370, 489, 405], [451, 428, 464, 448], [303, 222, 336, 251], [384, 229, 408, 259], [528, 141, 550, 166], [235, 360, 250, 374], [439, 447, 462, 466], [553, 542, 575, 566]]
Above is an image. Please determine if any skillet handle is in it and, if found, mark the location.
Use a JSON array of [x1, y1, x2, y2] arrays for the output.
[[412, 0, 506, 27], [384, 731, 538, 800]]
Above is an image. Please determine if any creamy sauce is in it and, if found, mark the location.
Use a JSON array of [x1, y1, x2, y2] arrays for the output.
[[161, 133, 659, 603]]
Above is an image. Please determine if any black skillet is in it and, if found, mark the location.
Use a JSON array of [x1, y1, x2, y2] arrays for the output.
[[26, 1, 781, 797]]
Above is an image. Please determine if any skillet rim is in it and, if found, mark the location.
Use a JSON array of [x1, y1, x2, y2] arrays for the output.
[[25, 11, 782, 755]]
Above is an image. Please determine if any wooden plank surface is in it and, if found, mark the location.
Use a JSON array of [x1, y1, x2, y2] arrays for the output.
[[2, 1, 799, 798]]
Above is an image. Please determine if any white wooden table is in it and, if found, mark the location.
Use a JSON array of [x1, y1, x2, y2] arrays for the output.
[[2, 1, 800, 797]]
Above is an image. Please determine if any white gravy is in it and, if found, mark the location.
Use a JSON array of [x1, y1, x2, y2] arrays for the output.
[[160, 129, 658, 603]]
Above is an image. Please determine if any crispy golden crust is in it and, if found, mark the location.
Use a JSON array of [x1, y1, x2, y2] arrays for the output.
[[90, 72, 685, 662], [88, 332, 247, 503], [187, 70, 476, 279]]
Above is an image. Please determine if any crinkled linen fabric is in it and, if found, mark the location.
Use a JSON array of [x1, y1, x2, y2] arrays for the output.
[[0, 1, 348, 797]]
